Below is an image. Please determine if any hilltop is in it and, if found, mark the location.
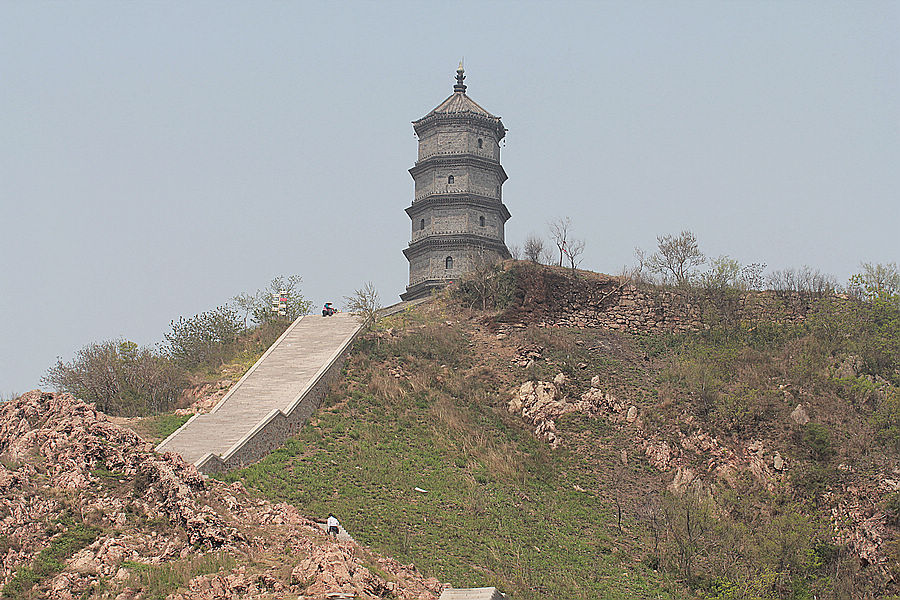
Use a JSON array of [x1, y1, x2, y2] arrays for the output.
[[225, 262, 900, 599], [4, 261, 899, 600]]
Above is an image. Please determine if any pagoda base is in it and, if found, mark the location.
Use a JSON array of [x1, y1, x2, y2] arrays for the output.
[[400, 279, 451, 301]]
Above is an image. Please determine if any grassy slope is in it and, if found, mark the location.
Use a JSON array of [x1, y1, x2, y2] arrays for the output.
[[223, 302, 681, 599], [219, 284, 900, 600]]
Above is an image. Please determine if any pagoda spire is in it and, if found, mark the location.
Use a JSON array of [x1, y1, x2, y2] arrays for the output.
[[453, 61, 466, 93]]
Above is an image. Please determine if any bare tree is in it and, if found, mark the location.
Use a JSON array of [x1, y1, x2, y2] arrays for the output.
[[768, 266, 837, 298], [625, 247, 655, 285], [662, 490, 711, 583], [739, 262, 767, 291], [548, 217, 572, 267], [230, 292, 256, 328], [460, 249, 511, 310], [647, 230, 705, 287], [540, 248, 554, 265], [848, 261, 900, 300], [344, 282, 381, 325], [638, 498, 663, 568], [507, 243, 521, 261], [562, 238, 585, 275], [523, 234, 545, 263]]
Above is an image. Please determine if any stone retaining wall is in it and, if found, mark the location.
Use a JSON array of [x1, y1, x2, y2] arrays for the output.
[[193, 299, 429, 475], [195, 348, 352, 474], [505, 265, 829, 334]]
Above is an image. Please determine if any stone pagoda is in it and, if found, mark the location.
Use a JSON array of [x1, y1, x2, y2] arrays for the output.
[[401, 64, 511, 300]]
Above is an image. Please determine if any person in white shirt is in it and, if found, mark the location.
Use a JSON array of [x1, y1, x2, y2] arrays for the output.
[[326, 513, 340, 537]]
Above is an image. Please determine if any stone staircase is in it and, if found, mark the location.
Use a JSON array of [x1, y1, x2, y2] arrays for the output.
[[156, 299, 427, 474]]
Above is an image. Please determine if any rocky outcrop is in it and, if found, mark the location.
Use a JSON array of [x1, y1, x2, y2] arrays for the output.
[[508, 377, 607, 448], [176, 380, 233, 415], [0, 391, 444, 600]]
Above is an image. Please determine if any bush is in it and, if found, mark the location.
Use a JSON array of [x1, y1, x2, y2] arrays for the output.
[[875, 387, 900, 453], [800, 423, 835, 461], [768, 266, 837, 298], [791, 464, 840, 502], [42, 340, 186, 416], [808, 295, 900, 384], [164, 305, 243, 371], [248, 275, 313, 325], [344, 282, 381, 324], [456, 261, 516, 310], [885, 494, 900, 527]]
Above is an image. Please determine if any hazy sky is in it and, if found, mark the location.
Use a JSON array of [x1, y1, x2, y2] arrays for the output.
[[1, 1, 898, 394]]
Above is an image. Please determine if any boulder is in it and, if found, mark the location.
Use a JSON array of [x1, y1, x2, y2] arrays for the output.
[[790, 404, 810, 426], [626, 406, 638, 423]]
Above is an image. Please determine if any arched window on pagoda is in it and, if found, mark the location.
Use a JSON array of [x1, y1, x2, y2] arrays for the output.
[[445, 256, 453, 270]]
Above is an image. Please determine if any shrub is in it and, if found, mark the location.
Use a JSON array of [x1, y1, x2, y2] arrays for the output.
[[768, 266, 837, 298], [884, 494, 900, 527], [344, 282, 381, 325], [456, 261, 516, 310], [800, 423, 835, 461], [875, 387, 900, 453], [164, 305, 243, 371], [791, 464, 840, 502], [42, 340, 186, 416], [808, 295, 900, 384]]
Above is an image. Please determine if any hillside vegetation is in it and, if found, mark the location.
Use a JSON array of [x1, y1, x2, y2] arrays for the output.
[[223, 262, 900, 600], [41, 275, 312, 417]]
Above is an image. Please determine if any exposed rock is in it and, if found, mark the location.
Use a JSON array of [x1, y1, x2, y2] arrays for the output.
[[176, 379, 233, 415], [831, 494, 892, 577], [834, 355, 862, 380], [773, 452, 784, 471], [626, 406, 638, 423], [553, 372, 569, 386], [644, 441, 673, 471], [512, 345, 543, 368], [790, 404, 810, 426], [0, 391, 443, 600], [509, 381, 603, 448], [668, 467, 698, 494], [581, 387, 624, 414]]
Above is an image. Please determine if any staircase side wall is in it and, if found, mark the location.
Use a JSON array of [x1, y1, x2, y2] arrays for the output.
[[196, 335, 355, 475]]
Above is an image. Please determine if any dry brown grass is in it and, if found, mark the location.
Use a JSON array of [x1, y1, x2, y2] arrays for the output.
[[367, 369, 404, 403]]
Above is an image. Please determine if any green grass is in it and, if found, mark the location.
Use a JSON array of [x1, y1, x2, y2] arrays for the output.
[[140, 413, 191, 442], [1, 522, 100, 599], [221, 288, 896, 599], [123, 552, 237, 600], [221, 320, 679, 600]]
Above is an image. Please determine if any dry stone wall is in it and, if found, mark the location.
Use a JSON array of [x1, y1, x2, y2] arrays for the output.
[[506, 265, 829, 334]]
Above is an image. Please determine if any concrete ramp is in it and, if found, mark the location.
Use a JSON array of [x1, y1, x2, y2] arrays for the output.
[[156, 312, 363, 473]]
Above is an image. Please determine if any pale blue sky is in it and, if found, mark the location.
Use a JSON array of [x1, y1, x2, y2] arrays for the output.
[[1, 1, 898, 393]]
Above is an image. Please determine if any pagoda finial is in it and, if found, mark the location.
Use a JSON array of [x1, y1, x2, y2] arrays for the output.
[[454, 60, 466, 93]]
